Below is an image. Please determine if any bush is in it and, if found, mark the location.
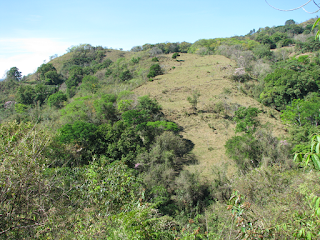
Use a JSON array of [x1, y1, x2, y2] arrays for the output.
[[147, 64, 163, 78], [80, 75, 100, 93], [172, 53, 180, 59], [119, 70, 132, 81], [48, 91, 67, 108], [152, 57, 159, 62]]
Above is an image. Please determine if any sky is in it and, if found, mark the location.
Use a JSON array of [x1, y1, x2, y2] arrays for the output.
[[1, 0, 319, 78]]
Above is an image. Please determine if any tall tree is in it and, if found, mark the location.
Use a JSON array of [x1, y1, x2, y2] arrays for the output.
[[6, 67, 22, 81]]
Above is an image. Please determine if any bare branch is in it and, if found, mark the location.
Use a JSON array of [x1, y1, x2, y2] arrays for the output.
[[265, 0, 314, 12]]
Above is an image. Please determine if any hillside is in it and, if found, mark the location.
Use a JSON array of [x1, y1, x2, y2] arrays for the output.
[[134, 53, 286, 179], [2, 18, 320, 239]]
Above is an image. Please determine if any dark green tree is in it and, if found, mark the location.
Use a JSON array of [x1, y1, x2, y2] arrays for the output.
[[233, 107, 261, 134], [16, 85, 35, 105], [119, 70, 132, 81], [44, 70, 62, 85], [65, 66, 83, 88], [6, 67, 22, 81], [147, 64, 163, 78], [37, 63, 56, 82], [47, 91, 67, 108]]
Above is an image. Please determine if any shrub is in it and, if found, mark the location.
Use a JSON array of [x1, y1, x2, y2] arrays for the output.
[[152, 57, 159, 62], [80, 75, 100, 93], [172, 53, 180, 59], [187, 90, 201, 111], [147, 64, 163, 78], [131, 57, 140, 64], [48, 91, 67, 108], [119, 70, 132, 81]]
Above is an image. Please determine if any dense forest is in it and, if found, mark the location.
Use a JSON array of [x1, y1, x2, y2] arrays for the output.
[[1, 18, 320, 239]]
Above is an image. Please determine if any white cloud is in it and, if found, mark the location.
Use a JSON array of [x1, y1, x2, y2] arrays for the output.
[[0, 38, 72, 78]]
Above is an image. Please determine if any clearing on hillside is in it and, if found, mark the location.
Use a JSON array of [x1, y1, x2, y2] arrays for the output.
[[134, 53, 287, 180]]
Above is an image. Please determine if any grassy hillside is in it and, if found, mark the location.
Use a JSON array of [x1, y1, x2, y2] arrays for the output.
[[134, 53, 286, 179]]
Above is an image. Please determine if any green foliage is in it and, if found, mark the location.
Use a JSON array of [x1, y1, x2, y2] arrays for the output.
[[117, 99, 134, 113], [60, 96, 93, 123], [16, 85, 35, 105], [147, 64, 163, 78], [281, 97, 320, 127], [147, 121, 179, 132], [295, 37, 320, 53], [172, 52, 180, 59], [117, 90, 134, 100], [65, 66, 83, 89], [259, 60, 319, 110], [152, 57, 159, 62], [225, 134, 261, 171], [119, 69, 133, 81], [225, 128, 290, 172], [187, 90, 201, 111], [294, 135, 320, 170], [15, 84, 56, 106], [93, 121, 144, 165], [14, 103, 28, 113], [36, 63, 56, 81], [58, 120, 98, 145], [122, 109, 150, 127], [252, 44, 273, 59], [233, 106, 260, 133], [80, 75, 100, 93], [0, 121, 55, 238], [93, 94, 117, 121], [47, 91, 67, 108], [189, 38, 259, 54], [255, 34, 276, 49], [137, 95, 162, 116], [44, 70, 62, 85], [131, 56, 140, 64], [34, 84, 56, 105], [6, 67, 22, 81]]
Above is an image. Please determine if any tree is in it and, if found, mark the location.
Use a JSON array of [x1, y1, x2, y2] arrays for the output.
[[47, 91, 67, 108], [6, 67, 22, 81], [80, 75, 100, 93], [233, 107, 260, 134], [65, 66, 83, 88], [16, 85, 35, 105], [285, 19, 296, 25], [44, 70, 62, 85], [36, 63, 56, 82], [147, 64, 163, 78], [265, 1, 320, 39]]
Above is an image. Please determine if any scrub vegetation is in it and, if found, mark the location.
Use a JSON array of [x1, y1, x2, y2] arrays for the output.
[[1, 19, 320, 239]]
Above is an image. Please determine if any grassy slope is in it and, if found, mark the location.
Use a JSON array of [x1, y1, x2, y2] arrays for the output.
[[134, 53, 287, 180]]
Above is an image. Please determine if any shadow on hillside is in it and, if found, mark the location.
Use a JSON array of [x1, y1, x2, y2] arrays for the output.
[[173, 138, 198, 171]]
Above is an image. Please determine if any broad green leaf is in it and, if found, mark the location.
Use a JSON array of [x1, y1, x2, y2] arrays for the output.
[[241, 227, 246, 233], [306, 156, 311, 166], [316, 197, 320, 209], [311, 155, 320, 170], [312, 196, 318, 205], [294, 153, 303, 163], [316, 142, 320, 154], [312, 18, 320, 31], [316, 208, 320, 216], [307, 232, 312, 240]]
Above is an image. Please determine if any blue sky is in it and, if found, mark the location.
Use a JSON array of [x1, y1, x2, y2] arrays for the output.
[[0, 0, 319, 77]]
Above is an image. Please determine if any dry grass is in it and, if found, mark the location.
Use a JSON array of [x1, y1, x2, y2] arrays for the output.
[[133, 53, 287, 180]]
